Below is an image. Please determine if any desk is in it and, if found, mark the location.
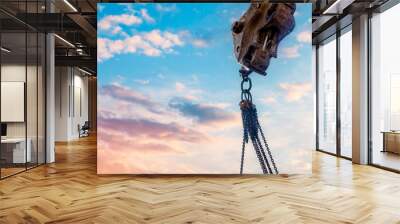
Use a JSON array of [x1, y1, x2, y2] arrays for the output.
[[1, 138, 31, 163], [382, 131, 400, 154]]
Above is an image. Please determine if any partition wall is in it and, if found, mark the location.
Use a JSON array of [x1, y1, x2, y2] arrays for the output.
[[0, 1, 46, 179]]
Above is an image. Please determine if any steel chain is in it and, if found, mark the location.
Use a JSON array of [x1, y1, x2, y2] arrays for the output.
[[239, 67, 278, 175]]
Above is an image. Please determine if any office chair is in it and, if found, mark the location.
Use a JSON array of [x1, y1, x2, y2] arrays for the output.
[[79, 121, 90, 138]]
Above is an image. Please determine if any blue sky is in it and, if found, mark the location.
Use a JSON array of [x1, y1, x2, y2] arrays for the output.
[[97, 3, 313, 174]]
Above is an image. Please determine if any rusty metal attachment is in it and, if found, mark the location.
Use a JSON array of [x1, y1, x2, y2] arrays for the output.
[[232, 1, 296, 75]]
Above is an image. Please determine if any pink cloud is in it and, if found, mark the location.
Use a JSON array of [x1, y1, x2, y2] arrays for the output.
[[297, 31, 311, 43], [100, 84, 165, 114], [140, 9, 155, 23], [97, 82, 311, 174], [98, 129, 177, 153], [144, 30, 184, 50], [191, 39, 209, 48], [97, 38, 112, 61], [279, 82, 312, 102], [99, 116, 208, 143], [97, 148, 146, 174], [262, 96, 277, 104], [281, 45, 300, 58], [175, 82, 186, 92], [98, 14, 142, 30]]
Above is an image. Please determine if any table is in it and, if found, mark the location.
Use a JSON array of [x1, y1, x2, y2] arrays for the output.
[[382, 131, 400, 154]]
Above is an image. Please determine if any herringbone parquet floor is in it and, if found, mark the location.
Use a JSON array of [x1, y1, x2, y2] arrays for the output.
[[1, 135, 400, 223]]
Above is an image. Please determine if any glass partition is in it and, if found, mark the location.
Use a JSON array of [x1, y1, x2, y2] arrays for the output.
[[0, 1, 46, 179], [371, 3, 400, 171], [0, 30, 28, 177], [317, 36, 337, 154]]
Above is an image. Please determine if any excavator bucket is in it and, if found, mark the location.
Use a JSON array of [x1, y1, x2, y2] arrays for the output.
[[232, 1, 296, 75]]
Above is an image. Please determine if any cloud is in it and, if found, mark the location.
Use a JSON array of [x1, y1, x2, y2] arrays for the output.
[[281, 45, 300, 58], [98, 29, 185, 61], [191, 39, 209, 48], [99, 116, 207, 143], [155, 4, 177, 12], [191, 74, 199, 82], [98, 38, 113, 61], [99, 130, 176, 153], [168, 97, 237, 125], [111, 26, 122, 34], [175, 82, 186, 92], [261, 96, 277, 104], [134, 79, 150, 85], [140, 9, 155, 23], [98, 14, 142, 31], [279, 82, 312, 102], [117, 3, 135, 13], [172, 82, 203, 100], [98, 9, 156, 39], [157, 73, 165, 79], [297, 31, 311, 43], [110, 26, 128, 37], [144, 30, 184, 50], [100, 83, 159, 112]]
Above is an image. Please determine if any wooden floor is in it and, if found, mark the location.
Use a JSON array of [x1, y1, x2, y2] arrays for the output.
[[373, 150, 400, 171], [1, 136, 400, 223], [0, 167, 26, 178]]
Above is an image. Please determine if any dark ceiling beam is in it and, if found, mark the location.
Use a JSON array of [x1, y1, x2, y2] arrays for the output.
[[67, 13, 96, 46], [55, 55, 96, 73], [100, 0, 310, 2], [0, 8, 37, 31], [11, 13, 83, 32], [312, 15, 336, 33], [86, 0, 97, 11], [4, 12, 96, 48], [312, 14, 352, 44]]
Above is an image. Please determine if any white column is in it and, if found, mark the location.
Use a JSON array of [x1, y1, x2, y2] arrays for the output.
[[352, 14, 369, 164], [46, 33, 55, 163], [46, 1, 55, 163]]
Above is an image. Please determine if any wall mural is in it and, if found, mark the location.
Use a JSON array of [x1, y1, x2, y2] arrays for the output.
[[97, 2, 312, 174]]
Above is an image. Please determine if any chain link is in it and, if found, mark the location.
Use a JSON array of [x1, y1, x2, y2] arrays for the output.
[[240, 67, 253, 103], [239, 67, 278, 175], [256, 118, 278, 174]]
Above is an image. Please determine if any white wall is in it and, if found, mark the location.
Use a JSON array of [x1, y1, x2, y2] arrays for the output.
[[55, 66, 69, 141], [55, 67, 89, 141], [71, 73, 89, 138], [1, 65, 39, 137]]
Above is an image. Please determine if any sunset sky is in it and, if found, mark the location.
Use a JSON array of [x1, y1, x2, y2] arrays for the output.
[[97, 3, 313, 174]]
